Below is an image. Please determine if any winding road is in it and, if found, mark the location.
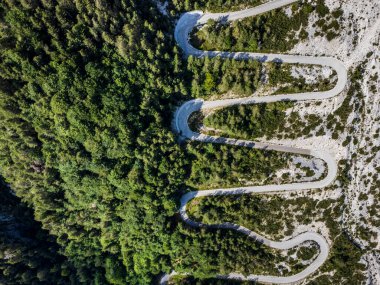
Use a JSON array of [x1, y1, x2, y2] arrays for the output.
[[161, 0, 348, 283]]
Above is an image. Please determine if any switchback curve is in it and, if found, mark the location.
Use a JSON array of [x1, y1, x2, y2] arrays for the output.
[[161, 0, 348, 283]]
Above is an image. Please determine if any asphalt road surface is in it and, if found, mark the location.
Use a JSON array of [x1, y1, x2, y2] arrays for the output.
[[161, 0, 348, 283]]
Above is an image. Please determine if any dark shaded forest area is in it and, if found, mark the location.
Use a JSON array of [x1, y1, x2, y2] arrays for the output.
[[0, 179, 79, 284]]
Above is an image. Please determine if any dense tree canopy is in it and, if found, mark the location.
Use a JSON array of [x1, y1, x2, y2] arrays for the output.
[[0, 0, 189, 283], [204, 102, 294, 139], [0, 0, 297, 283], [191, 0, 342, 52], [0, 0, 364, 284]]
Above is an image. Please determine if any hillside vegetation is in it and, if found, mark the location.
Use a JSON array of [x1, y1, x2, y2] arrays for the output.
[[0, 0, 371, 284], [191, 0, 343, 52], [0, 0, 307, 284]]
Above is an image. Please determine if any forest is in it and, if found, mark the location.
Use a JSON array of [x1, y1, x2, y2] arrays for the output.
[[187, 56, 264, 98], [0, 0, 365, 284], [204, 101, 294, 139], [191, 0, 343, 52]]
